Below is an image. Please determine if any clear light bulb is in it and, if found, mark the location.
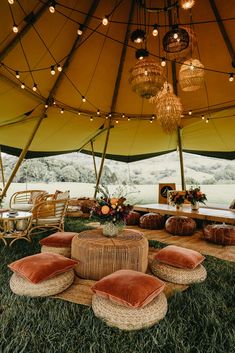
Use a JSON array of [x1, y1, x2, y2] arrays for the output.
[[13, 24, 18, 33], [161, 58, 166, 67], [82, 96, 86, 102], [8, 0, 14, 4], [60, 108, 64, 114], [102, 16, 108, 26], [115, 120, 119, 124], [152, 26, 158, 37], [90, 117, 93, 121], [229, 74, 234, 82], [77, 28, 83, 36], [49, 5, 55, 13], [189, 110, 192, 115], [33, 83, 37, 91], [97, 109, 100, 115], [21, 83, 25, 89], [57, 64, 62, 72], [15, 71, 20, 79], [173, 32, 178, 39], [50, 66, 55, 75]]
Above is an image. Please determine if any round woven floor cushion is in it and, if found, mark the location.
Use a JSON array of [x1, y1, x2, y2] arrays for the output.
[[140, 213, 165, 229], [203, 224, 235, 245], [10, 269, 74, 297], [151, 261, 207, 285], [165, 216, 196, 236], [92, 292, 167, 331], [41, 245, 71, 257], [126, 211, 141, 226]]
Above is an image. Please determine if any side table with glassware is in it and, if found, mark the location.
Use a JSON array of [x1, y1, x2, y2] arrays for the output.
[[0, 210, 33, 246]]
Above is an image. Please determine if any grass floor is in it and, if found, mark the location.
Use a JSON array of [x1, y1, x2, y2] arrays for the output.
[[0, 220, 235, 353]]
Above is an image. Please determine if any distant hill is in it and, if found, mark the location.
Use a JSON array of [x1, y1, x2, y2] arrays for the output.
[[1, 151, 235, 185]]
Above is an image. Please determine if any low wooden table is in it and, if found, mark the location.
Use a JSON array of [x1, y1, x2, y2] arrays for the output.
[[71, 229, 148, 280], [134, 203, 235, 224], [0, 211, 32, 246]]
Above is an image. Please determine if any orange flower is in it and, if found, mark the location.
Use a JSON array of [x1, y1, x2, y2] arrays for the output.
[[101, 205, 110, 215], [110, 198, 118, 205]]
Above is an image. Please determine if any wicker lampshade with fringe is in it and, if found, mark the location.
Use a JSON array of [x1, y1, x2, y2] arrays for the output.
[[129, 58, 165, 99], [149, 81, 173, 103], [179, 58, 205, 91], [156, 91, 183, 134]]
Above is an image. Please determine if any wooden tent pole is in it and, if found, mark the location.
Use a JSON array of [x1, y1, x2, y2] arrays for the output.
[[167, 0, 186, 190], [93, 0, 136, 198], [0, 114, 45, 199], [94, 119, 112, 198], [91, 140, 98, 181], [0, 146, 5, 187]]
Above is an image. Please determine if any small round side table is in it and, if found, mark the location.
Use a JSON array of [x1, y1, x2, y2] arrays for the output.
[[71, 229, 148, 280]]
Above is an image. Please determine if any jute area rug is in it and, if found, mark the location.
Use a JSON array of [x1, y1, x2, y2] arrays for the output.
[[54, 249, 188, 306]]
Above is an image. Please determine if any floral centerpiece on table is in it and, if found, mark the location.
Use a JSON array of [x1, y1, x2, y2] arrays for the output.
[[186, 186, 207, 208], [168, 191, 185, 208], [91, 186, 133, 236]]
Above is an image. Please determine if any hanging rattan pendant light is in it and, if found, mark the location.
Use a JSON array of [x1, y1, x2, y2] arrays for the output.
[[179, 58, 205, 91], [165, 26, 196, 61], [156, 91, 183, 134], [129, 57, 165, 99], [180, 0, 195, 10]]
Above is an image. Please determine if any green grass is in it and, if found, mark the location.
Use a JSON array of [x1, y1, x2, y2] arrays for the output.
[[0, 220, 235, 353]]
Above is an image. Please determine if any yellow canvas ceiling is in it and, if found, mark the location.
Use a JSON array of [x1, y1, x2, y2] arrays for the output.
[[0, 0, 235, 161]]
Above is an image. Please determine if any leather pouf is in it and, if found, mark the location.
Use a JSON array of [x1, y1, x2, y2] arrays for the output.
[[126, 211, 141, 226], [203, 224, 235, 245], [139, 213, 165, 230], [165, 216, 196, 236]]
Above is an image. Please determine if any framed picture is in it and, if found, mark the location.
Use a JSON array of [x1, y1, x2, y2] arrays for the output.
[[158, 183, 176, 204]]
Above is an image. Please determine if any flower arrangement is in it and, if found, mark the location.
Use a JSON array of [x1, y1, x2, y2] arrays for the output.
[[186, 186, 207, 205], [91, 196, 133, 224], [168, 191, 185, 206]]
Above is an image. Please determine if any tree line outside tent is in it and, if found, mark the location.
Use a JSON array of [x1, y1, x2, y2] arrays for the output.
[[1, 153, 235, 186]]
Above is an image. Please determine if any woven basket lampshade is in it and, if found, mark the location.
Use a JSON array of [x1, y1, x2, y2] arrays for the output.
[[129, 58, 165, 99], [163, 26, 189, 53], [166, 26, 196, 61], [149, 81, 173, 103], [180, 0, 195, 10], [179, 58, 205, 91], [156, 91, 183, 134]]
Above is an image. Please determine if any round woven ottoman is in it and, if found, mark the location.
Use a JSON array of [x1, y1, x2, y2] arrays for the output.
[[71, 229, 148, 280], [165, 216, 196, 236], [9, 269, 74, 297], [126, 211, 141, 226], [151, 262, 207, 284], [92, 292, 167, 331], [139, 213, 165, 230], [41, 245, 71, 257], [203, 224, 235, 245]]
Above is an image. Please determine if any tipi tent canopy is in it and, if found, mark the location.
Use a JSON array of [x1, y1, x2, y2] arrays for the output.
[[0, 0, 235, 163]]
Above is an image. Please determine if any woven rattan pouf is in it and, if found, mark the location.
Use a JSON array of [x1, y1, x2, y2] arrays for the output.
[[71, 229, 148, 280], [92, 292, 167, 331], [9, 269, 74, 297], [139, 213, 165, 230], [126, 211, 141, 226], [41, 245, 71, 257], [165, 216, 196, 236], [151, 261, 207, 285], [203, 224, 235, 245]]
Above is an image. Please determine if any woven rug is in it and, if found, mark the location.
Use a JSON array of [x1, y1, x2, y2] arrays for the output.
[[54, 249, 188, 306]]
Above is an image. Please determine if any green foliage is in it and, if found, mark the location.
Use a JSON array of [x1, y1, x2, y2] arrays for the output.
[[0, 219, 234, 353]]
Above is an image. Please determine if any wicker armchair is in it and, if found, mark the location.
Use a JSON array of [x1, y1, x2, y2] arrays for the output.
[[9, 190, 47, 212], [28, 198, 69, 237]]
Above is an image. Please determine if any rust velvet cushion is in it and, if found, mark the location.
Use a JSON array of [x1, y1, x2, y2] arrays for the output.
[[39, 232, 78, 248], [91, 269, 165, 308], [8, 253, 78, 284], [154, 245, 205, 269]]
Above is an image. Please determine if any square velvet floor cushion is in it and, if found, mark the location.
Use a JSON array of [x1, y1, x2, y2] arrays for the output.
[[91, 269, 165, 308], [40, 232, 78, 248], [153, 245, 205, 269], [8, 252, 78, 284]]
